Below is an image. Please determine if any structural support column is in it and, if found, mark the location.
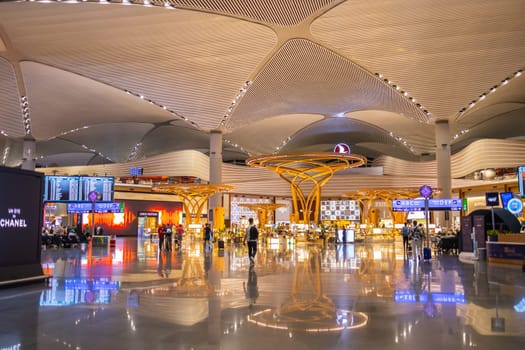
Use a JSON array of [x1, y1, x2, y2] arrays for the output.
[[435, 120, 452, 227], [21, 135, 36, 171], [208, 130, 223, 224]]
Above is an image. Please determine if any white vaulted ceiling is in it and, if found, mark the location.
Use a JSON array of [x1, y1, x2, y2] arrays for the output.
[[0, 0, 524, 189]]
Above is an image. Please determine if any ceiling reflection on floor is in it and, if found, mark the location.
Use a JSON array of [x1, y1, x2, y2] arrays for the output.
[[1, 237, 524, 349]]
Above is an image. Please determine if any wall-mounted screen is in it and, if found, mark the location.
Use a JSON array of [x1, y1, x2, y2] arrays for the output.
[[130, 167, 143, 176], [79, 176, 114, 202], [500, 192, 513, 210], [44, 176, 114, 202], [320, 200, 360, 221]]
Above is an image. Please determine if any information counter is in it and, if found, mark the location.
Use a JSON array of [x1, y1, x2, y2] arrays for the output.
[[92, 235, 110, 247], [486, 241, 525, 265]]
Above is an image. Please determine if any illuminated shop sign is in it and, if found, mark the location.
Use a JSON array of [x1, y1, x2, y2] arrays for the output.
[[0, 208, 28, 229], [507, 198, 523, 215], [485, 192, 499, 206], [392, 198, 462, 211], [137, 211, 159, 217]]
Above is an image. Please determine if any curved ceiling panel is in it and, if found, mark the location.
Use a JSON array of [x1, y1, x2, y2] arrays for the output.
[[139, 124, 210, 158], [1, 3, 276, 131], [22, 61, 170, 140], [0, 58, 24, 137], [374, 139, 525, 179], [166, 0, 337, 26], [58, 122, 155, 163], [345, 110, 436, 155], [280, 117, 417, 159], [226, 39, 429, 130], [312, 0, 525, 118], [452, 107, 525, 152], [37, 149, 211, 179], [38, 152, 101, 168], [225, 113, 324, 155], [455, 102, 525, 132]]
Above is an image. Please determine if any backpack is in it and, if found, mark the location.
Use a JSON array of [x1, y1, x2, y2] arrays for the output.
[[249, 225, 258, 241]]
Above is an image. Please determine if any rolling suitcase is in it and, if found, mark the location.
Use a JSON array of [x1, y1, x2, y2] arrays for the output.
[[423, 247, 431, 262], [218, 240, 225, 249]]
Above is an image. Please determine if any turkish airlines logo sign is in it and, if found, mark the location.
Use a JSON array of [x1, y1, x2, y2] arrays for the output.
[[334, 143, 351, 154]]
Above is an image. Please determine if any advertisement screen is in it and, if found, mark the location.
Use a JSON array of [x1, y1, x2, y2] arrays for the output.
[[0, 166, 44, 282], [320, 200, 360, 221], [485, 192, 500, 206], [500, 192, 513, 210]]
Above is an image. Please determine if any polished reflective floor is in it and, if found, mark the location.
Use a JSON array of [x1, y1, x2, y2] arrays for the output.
[[1, 237, 525, 350]]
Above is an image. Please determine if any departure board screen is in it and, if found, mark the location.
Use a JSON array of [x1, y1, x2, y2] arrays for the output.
[[44, 176, 80, 202], [79, 176, 114, 202], [44, 176, 114, 202]]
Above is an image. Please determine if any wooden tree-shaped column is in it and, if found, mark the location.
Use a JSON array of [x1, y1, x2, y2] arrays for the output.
[[344, 188, 426, 225], [152, 183, 234, 227], [246, 152, 366, 224], [237, 203, 286, 228]]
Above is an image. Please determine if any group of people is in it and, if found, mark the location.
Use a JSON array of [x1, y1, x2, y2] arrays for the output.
[[402, 221, 425, 260], [41, 225, 92, 248], [157, 223, 184, 251]]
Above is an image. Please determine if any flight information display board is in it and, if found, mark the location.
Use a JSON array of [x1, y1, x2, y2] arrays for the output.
[[44, 176, 114, 202], [79, 176, 114, 202]]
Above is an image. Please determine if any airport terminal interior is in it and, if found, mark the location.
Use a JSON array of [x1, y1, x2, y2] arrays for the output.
[[1, 0, 525, 349]]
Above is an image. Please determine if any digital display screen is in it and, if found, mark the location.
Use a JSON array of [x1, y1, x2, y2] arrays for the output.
[[44, 176, 114, 202], [320, 200, 360, 221], [130, 167, 143, 176], [79, 176, 114, 202], [0, 167, 44, 278], [392, 198, 463, 211], [485, 192, 500, 206], [500, 192, 513, 210], [67, 202, 124, 214]]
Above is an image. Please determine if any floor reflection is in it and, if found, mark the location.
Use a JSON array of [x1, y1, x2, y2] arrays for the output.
[[0, 237, 524, 349]]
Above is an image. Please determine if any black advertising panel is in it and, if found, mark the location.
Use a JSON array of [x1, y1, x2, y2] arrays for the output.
[[485, 192, 500, 207], [0, 166, 45, 283]]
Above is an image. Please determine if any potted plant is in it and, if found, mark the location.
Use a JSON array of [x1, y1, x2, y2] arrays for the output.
[[487, 229, 499, 242]]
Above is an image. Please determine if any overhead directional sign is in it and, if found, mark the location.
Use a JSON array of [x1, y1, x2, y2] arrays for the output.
[[392, 198, 463, 212]]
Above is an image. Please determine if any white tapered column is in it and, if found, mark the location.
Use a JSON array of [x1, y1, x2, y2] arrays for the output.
[[209, 130, 223, 222], [435, 120, 451, 227]]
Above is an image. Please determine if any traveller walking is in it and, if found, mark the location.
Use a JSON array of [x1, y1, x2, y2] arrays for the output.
[[244, 218, 259, 265]]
